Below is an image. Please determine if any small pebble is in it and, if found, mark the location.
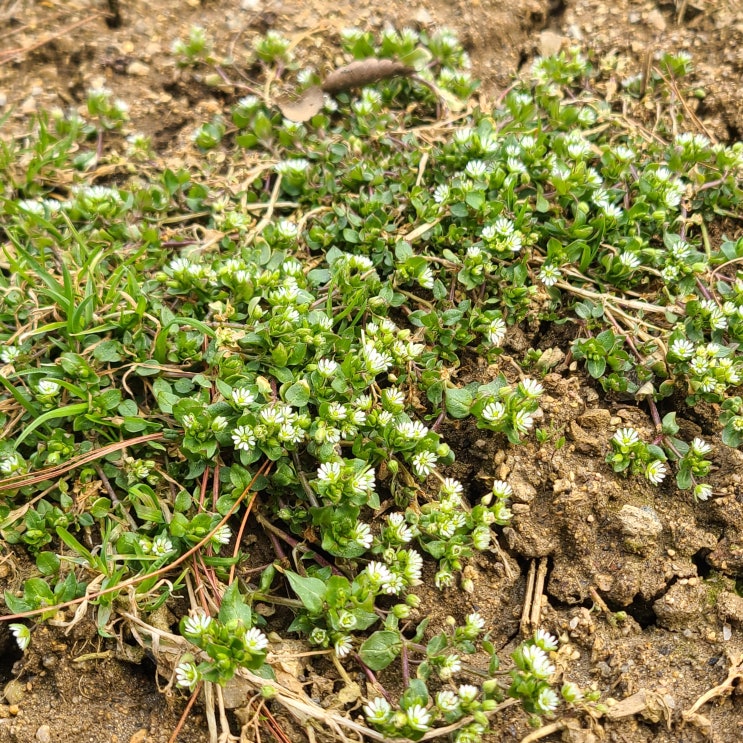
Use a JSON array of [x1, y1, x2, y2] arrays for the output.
[[36, 725, 51, 743]]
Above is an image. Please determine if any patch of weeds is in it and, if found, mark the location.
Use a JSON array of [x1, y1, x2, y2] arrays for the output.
[[0, 24, 741, 742]]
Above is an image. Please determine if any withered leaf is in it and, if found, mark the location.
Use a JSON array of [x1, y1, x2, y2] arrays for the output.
[[278, 85, 325, 122], [321, 58, 413, 94]]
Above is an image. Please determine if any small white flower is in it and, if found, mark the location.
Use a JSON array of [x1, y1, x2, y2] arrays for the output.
[[211, 416, 228, 432], [694, 483, 713, 501], [37, 379, 61, 396], [458, 684, 479, 704], [436, 689, 460, 712], [175, 661, 200, 689], [441, 478, 463, 498], [523, 645, 555, 678], [386, 513, 413, 543], [405, 704, 431, 732], [334, 635, 353, 657], [513, 409, 534, 433], [465, 159, 488, 178], [482, 401, 505, 424], [435, 570, 454, 589], [433, 184, 450, 204], [351, 467, 376, 495], [519, 379, 544, 398], [534, 629, 558, 651], [9, 623, 30, 651], [690, 437, 712, 456], [396, 419, 429, 441], [151, 533, 174, 557], [244, 627, 269, 653], [183, 611, 213, 636], [539, 264, 562, 287], [411, 450, 437, 478], [381, 572, 405, 595], [536, 687, 559, 713], [232, 425, 256, 452], [439, 653, 462, 679], [382, 387, 405, 411], [467, 612, 486, 631], [561, 681, 584, 703], [645, 460, 667, 485], [619, 251, 641, 269], [486, 317, 507, 346], [231, 387, 255, 407], [670, 338, 695, 360], [402, 549, 424, 584], [0, 345, 21, 364], [211, 525, 232, 546], [276, 220, 298, 240], [612, 427, 640, 448], [353, 522, 373, 549], [363, 697, 392, 723], [365, 561, 393, 586], [317, 461, 342, 484]]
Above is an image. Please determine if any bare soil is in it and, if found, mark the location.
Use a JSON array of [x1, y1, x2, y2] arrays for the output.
[[1, 1, 743, 742]]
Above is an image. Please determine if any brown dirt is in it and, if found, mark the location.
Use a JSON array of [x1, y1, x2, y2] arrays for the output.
[[1, 1, 743, 742]]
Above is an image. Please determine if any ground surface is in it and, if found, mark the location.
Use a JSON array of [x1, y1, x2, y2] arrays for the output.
[[1, 1, 743, 742]]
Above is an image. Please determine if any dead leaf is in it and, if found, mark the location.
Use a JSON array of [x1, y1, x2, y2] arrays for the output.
[[278, 85, 324, 122], [322, 59, 413, 94]]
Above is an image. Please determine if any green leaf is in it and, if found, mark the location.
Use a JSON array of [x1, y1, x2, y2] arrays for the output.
[[285, 571, 326, 614], [358, 630, 402, 671], [219, 581, 252, 626], [661, 412, 679, 435], [445, 387, 473, 419], [586, 357, 606, 378], [400, 679, 429, 711], [36, 552, 60, 576], [14, 403, 88, 447], [284, 380, 310, 407]]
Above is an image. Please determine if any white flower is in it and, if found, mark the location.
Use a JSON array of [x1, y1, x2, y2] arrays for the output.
[[513, 409, 534, 433], [523, 645, 555, 678], [561, 681, 584, 703], [465, 160, 488, 178], [406, 704, 431, 732], [364, 697, 392, 724], [536, 687, 559, 713], [231, 388, 255, 407], [382, 387, 405, 411], [519, 378, 544, 398], [361, 342, 392, 375], [458, 684, 479, 704], [317, 461, 342, 484], [433, 184, 450, 204], [365, 561, 393, 586], [486, 317, 507, 346], [441, 478, 463, 497], [402, 549, 424, 584], [175, 661, 200, 689], [1, 345, 20, 363], [436, 689, 460, 712], [694, 483, 713, 501], [411, 451, 437, 478], [619, 251, 641, 269], [482, 401, 505, 424], [670, 338, 694, 360], [211, 525, 232, 546], [539, 264, 562, 287], [151, 533, 174, 557], [381, 572, 405, 595], [276, 220, 298, 239], [435, 570, 454, 589], [10, 623, 30, 651], [232, 425, 256, 451], [0, 453, 23, 475], [612, 427, 640, 448], [534, 629, 558, 651], [211, 416, 228, 432], [353, 522, 373, 549], [439, 653, 462, 679], [396, 419, 429, 441], [386, 513, 413, 543], [645, 460, 667, 485], [690, 437, 712, 456], [467, 612, 486, 631], [334, 635, 353, 657], [244, 627, 269, 653], [183, 611, 213, 636], [37, 379, 61, 396], [351, 467, 376, 495]]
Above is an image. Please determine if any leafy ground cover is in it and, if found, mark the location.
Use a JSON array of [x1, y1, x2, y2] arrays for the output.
[[1, 18, 742, 743]]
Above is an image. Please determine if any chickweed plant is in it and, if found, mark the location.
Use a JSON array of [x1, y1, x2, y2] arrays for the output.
[[0, 23, 741, 741]]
